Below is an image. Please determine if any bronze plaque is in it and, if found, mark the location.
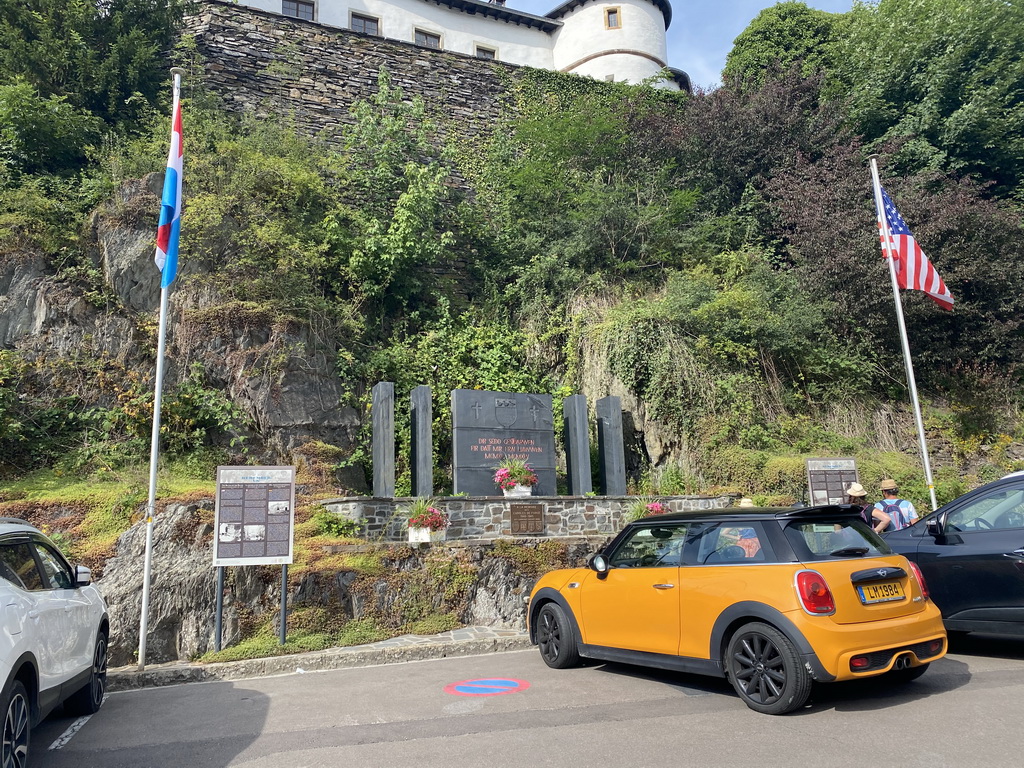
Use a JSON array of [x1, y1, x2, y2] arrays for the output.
[[509, 503, 545, 535]]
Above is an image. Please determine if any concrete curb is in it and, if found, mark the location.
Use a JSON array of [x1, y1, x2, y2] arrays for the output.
[[108, 634, 534, 692]]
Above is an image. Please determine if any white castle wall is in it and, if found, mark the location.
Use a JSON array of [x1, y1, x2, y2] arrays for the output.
[[234, 0, 677, 87]]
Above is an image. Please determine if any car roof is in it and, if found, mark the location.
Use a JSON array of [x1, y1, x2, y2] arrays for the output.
[[0, 518, 41, 537], [630, 504, 862, 526]]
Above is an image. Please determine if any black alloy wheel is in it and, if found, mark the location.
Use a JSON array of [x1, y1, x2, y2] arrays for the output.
[[2, 680, 30, 768], [536, 603, 581, 669], [726, 622, 812, 715], [66, 632, 108, 716]]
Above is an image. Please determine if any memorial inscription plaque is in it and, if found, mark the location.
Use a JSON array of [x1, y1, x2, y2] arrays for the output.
[[509, 503, 545, 535], [451, 389, 557, 496]]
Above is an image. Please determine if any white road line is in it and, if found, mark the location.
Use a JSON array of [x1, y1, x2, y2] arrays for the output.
[[48, 696, 107, 751]]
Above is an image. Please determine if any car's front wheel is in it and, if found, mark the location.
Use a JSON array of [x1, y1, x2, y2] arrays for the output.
[[2, 679, 30, 768], [65, 631, 108, 716], [726, 622, 812, 715], [535, 603, 581, 669]]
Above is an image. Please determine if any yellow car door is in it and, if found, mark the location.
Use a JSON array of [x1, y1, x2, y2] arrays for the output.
[[578, 524, 685, 655]]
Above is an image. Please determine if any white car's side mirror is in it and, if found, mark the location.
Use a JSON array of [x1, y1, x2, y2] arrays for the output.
[[75, 565, 92, 587]]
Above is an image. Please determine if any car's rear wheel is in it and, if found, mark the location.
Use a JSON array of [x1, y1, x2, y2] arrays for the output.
[[888, 663, 929, 683], [536, 603, 580, 669], [726, 622, 812, 715], [2, 679, 30, 768], [65, 631, 107, 716]]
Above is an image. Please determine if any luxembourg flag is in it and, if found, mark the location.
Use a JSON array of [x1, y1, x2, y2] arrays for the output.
[[154, 90, 183, 289]]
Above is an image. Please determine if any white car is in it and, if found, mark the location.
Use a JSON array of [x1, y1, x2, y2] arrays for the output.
[[0, 519, 108, 767]]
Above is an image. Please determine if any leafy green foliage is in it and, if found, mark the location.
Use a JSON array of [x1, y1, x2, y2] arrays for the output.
[[0, 82, 102, 176], [724, 2, 846, 89], [0, 0, 185, 127], [839, 0, 1024, 197]]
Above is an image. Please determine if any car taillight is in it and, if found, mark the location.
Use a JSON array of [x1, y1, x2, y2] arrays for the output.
[[796, 570, 835, 615], [908, 561, 930, 600]]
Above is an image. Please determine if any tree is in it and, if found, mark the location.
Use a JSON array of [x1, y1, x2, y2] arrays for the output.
[[0, 0, 185, 127], [723, 2, 846, 90], [839, 0, 1024, 197]]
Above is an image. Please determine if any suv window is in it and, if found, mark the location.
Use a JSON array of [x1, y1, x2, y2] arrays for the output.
[[609, 524, 688, 568], [946, 486, 1024, 532], [785, 519, 891, 560], [34, 542, 74, 589], [687, 522, 772, 564], [0, 543, 45, 590]]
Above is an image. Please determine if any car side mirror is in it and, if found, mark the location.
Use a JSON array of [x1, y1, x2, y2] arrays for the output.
[[75, 565, 93, 587], [925, 518, 943, 537], [589, 554, 609, 577]]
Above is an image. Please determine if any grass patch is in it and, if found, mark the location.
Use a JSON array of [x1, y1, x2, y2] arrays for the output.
[[199, 616, 391, 663]]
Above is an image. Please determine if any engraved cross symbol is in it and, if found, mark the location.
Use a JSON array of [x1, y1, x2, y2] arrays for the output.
[[471, 401, 482, 420], [530, 404, 541, 425]]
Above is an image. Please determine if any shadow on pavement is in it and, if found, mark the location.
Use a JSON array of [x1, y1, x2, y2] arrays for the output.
[[34, 681, 269, 768], [947, 632, 1024, 660]]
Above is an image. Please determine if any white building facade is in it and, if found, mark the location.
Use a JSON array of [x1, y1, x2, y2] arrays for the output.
[[236, 0, 689, 90]]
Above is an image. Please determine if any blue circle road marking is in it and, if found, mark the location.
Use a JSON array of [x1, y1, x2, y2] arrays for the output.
[[444, 678, 530, 697]]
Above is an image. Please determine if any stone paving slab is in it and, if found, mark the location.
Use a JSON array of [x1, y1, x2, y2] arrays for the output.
[[108, 627, 533, 692]]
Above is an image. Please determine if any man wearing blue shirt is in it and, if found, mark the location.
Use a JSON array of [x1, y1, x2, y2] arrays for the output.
[[874, 479, 918, 530]]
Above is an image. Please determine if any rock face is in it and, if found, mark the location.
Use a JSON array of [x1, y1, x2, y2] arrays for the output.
[[97, 501, 602, 666], [0, 174, 366, 483]]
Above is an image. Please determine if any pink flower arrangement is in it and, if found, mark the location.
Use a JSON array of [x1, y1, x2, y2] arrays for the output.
[[408, 507, 449, 531], [645, 502, 668, 516], [493, 459, 539, 490]]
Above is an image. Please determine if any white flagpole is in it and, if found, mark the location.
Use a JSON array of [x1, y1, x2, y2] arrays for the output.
[[138, 67, 185, 670], [868, 156, 939, 512]]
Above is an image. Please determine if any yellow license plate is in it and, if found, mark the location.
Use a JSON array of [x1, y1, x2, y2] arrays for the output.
[[857, 581, 905, 604]]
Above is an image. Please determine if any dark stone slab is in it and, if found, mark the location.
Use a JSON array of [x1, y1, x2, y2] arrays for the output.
[[596, 396, 627, 496], [563, 394, 592, 496], [451, 389, 556, 496], [371, 382, 395, 498], [410, 385, 432, 497]]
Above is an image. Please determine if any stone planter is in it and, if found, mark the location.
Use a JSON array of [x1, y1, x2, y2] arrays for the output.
[[408, 526, 446, 543], [502, 484, 533, 498]]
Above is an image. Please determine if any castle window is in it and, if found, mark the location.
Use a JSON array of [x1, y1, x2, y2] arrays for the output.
[[351, 13, 379, 36], [415, 29, 442, 49], [475, 46, 496, 60], [604, 7, 621, 28], [283, 0, 314, 21]]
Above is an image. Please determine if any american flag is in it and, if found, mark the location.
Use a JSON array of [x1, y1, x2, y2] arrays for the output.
[[878, 186, 953, 310], [154, 90, 183, 289]]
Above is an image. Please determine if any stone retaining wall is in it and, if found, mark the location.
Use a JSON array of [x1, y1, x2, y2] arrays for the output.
[[323, 495, 735, 540], [186, 1, 515, 147]]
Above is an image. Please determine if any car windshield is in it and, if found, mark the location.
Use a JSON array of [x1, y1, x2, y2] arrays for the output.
[[784, 519, 892, 561]]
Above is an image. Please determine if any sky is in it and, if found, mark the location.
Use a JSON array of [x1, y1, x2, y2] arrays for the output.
[[507, 0, 854, 90]]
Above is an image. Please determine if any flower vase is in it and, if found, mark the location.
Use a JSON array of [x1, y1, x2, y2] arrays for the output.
[[409, 526, 445, 543], [503, 484, 533, 498]]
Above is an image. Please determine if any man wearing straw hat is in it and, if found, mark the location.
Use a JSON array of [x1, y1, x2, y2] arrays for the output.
[[845, 482, 891, 533]]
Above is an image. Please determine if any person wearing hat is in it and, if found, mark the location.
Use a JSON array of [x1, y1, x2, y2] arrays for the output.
[[845, 482, 891, 533], [870, 479, 918, 531]]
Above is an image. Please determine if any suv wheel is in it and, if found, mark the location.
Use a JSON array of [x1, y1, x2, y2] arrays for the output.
[[2, 679, 30, 768], [65, 631, 108, 716], [726, 622, 812, 715], [536, 603, 580, 669]]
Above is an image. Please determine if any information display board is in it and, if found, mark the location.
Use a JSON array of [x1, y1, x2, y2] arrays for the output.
[[214, 466, 295, 566], [806, 458, 859, 506]]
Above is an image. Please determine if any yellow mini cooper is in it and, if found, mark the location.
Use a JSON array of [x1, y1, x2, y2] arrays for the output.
[[527, 505, 946, 714]]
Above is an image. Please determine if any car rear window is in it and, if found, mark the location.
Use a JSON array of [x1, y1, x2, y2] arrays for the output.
[[784, 519, 892, 561]]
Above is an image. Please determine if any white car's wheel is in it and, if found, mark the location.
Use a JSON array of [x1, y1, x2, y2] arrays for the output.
[[2, 679, 30, 768]]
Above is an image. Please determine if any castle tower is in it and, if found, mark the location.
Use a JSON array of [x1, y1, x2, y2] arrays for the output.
[[547, 0, 684, 90]]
